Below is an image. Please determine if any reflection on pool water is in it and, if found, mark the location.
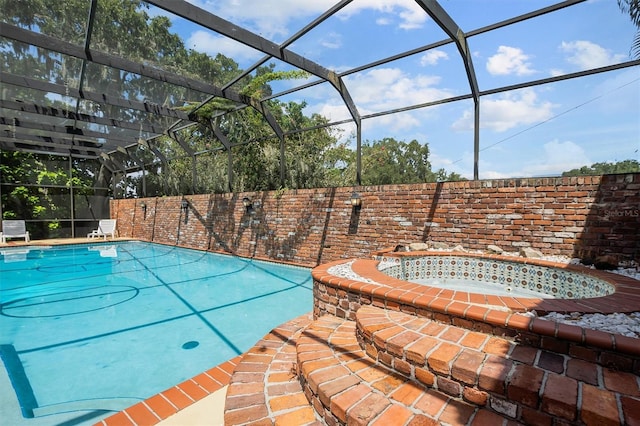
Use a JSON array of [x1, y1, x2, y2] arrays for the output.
[[0, 241, 312, 422]]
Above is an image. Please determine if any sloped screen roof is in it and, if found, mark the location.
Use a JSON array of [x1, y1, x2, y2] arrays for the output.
[[1, 0, 638, 180]]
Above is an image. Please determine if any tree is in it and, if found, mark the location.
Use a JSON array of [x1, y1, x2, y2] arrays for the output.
[[618, 0, 640, 58], [345, 138, 465, 185], [562, 160, 640, 176]]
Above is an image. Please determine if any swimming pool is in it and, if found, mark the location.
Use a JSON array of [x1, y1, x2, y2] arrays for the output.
[[0, 241, 312, 422]]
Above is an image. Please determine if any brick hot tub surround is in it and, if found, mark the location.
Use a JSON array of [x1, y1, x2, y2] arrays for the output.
[[223, 251, 639, 425], [312, 251, 640, 363]]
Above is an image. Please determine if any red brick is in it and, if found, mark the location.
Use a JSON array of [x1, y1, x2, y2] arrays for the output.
[[452, 349, 486, 385], [509, 345, 538, 365], [330, 383, 371, 423], [124, 402, 161, 425], [273, 406, 317, 425], [478, 355, 512, 395], [415, 366, 435, 387], [101, 411, 134, 426], [427, 342, 461, 375], [394, 357, 412, 376], [177, 379, 209, 402], [161, 386, 194, 410], [407, 414, 439, 426], [621, 395, 640, 426], [373, 325, 405, 348], [440, 326, 466, 343], [602, 369, 640, 396], [225, 392, 266, 411], [317, 374, 361, 407], [541, 373, 577, 421], [483, 337, 512, 357], [370, 404, 413, 426], [537, 350, 565, 374], [308, 365, 351, 394], [269, 392, 309, 412], [391, 382, 425, 406], [224, 405, 269, 424], [144, 393, 178, 420], [347, 392, 390, 425], [520, 406, 553, 426], [580, 384, 620, 425], [438, 399, 476, 425], [565, 358, 598, 385], [463, 387, 488, 406], [387, 330, 423, 356], [460, 331, 488, 349], [470, 408, 506, 425], [406, 336, 439, 364], [414, 389, 449, 418], [371, 372, 406, 395], [507, 364, 544, 408], [436, 376, 462, 397]]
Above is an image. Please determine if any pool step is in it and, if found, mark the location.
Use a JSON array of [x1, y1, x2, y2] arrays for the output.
[[355, 305, 640, 425], [223, 313, 322, 425], [297, 314, 499, 425], [224, 308, 640, 425]]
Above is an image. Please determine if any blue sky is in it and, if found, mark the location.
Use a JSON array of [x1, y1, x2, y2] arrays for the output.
[[157, 0, 639, 179]]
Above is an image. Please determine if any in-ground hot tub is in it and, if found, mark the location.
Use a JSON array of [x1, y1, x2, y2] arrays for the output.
[[312, 249, 640, 384], [375, 252, 616, 300]]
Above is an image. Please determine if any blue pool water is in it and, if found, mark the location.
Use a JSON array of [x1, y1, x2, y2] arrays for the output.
[[0, 241, 312, 422]]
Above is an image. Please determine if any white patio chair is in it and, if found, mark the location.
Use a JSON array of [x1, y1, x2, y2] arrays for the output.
[[87, 219, 117, 240], [0, 220, 30, 244]]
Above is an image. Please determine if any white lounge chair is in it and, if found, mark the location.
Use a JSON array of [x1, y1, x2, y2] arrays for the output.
[[1, 220, 30, 244], [87, 219, 117, 240]]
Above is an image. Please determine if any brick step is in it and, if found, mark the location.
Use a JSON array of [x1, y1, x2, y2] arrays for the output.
[[223, 311, 640, 425], [356, 305, 640, 425], [298, 315, 506, 425], [224, 313, 323, 425]]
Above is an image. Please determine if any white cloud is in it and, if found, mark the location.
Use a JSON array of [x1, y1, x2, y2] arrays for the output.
[[559, 40, 626, 70], [334, 0, 427, 29], [452, 88, 556, 132], [305, 68, 453, 138], [486, 46, 536, 76], [520, 140, 591, 176], [345, 68, 453, 113], [319, 32, 342, 49], [189, 0, 428, 39], [186, 30, 262, 62], [479, 140, 592, 178], [420, 50, 449, 66], [190, 0, 336, 39]]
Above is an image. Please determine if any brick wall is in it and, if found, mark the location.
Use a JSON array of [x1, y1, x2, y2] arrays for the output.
[[111, 173, 640, 267]]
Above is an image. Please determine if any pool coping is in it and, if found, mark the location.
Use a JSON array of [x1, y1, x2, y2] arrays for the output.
[[96, 357, 240, 426], [311, 251, 640, 358]]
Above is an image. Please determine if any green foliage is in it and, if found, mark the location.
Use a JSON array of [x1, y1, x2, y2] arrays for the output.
[[618, 0, 640, 58], [2, 0, 464, 200], [240, 70, 310, 98], [355, 138, 435, 185], [561, 159, 640, 176]]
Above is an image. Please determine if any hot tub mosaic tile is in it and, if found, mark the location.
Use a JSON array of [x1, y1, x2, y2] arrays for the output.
[[376, 255, 615, 299]]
